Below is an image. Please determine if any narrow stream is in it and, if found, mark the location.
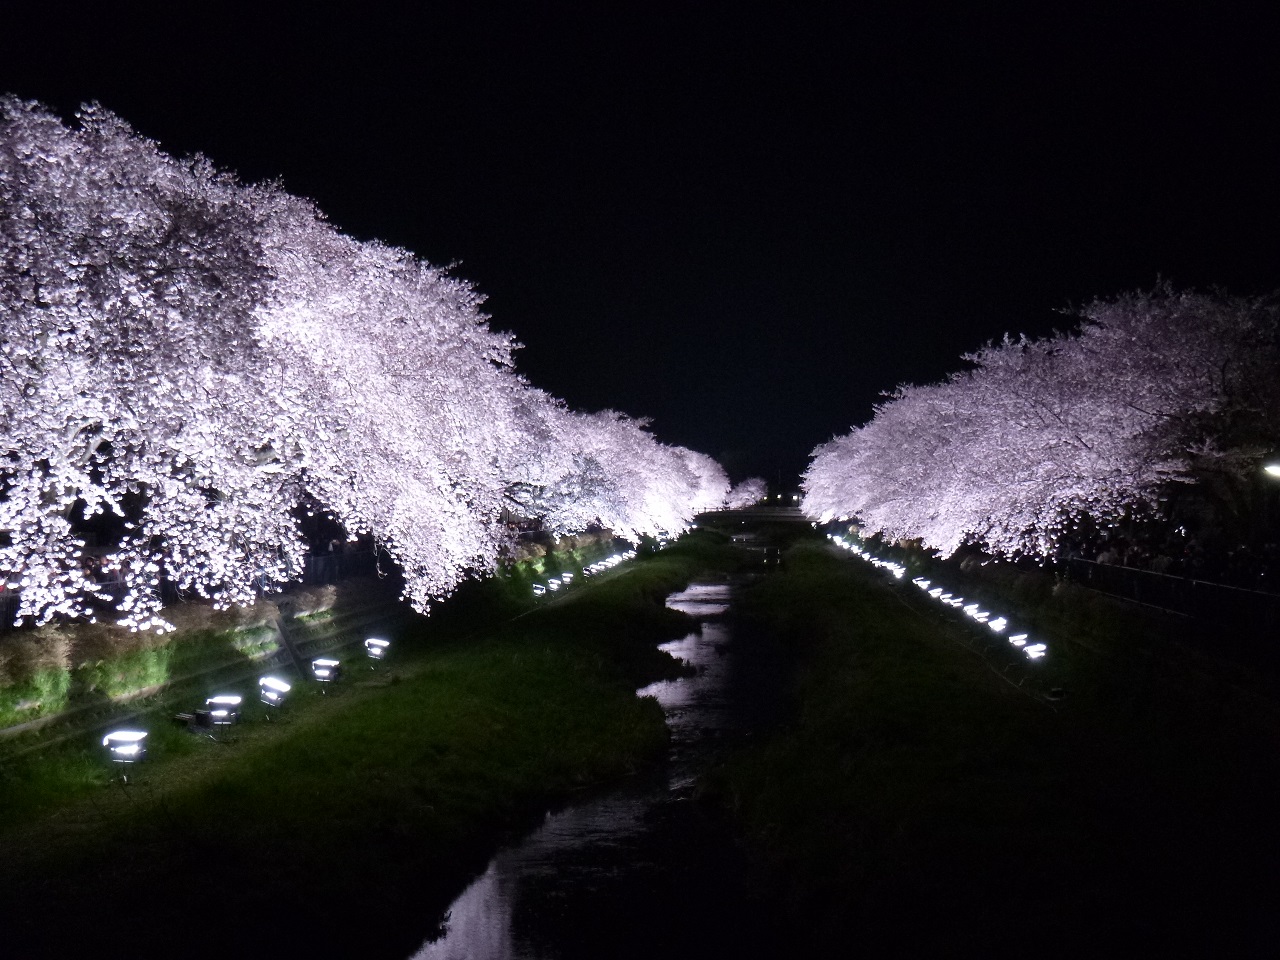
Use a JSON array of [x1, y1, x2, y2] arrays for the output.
[[408, 582, 788, 960]]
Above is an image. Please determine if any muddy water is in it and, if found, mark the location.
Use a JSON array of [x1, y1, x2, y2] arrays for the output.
[[408, 582, 788, 960]]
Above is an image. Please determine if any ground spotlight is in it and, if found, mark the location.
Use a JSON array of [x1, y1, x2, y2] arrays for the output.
[[259, 675, 292, 709], [103, 729, 148, 778], [312, 657, 341, 685], [205, 694, 242, 726], [364, 637, 390, 661]]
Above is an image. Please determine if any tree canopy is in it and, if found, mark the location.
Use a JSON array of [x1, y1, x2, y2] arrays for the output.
[[0, 99, 730, 629], [803, 283, 1280, 559]]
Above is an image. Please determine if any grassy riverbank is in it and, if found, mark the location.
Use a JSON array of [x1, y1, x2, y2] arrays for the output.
[[713, 540, 1280, 956], [0, 533, 737, 959]]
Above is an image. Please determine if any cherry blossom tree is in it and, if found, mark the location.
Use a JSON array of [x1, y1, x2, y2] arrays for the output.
[[723, 477, 767, 509], [803, 284, 1280, 559], [1, 99, 302, 629], [509, 407, 727, 540], [2, 98, 729, 629]]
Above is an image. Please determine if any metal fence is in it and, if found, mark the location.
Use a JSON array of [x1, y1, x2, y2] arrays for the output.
[[1063, 557, 1280, 626]]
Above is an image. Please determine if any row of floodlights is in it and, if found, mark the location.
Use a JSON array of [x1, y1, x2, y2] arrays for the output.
[[102, 636, 393, 769], [909, 576, 1047, 660], [827, 535, 1047, 661], [532, 551, 636, 597], [828, 535, 907, 579]]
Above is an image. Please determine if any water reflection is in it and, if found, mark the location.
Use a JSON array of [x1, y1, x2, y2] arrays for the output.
[[410, 582, 783, 960], [661, 582, 731, 619]]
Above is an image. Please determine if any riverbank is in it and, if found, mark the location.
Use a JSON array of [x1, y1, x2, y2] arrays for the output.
[[0, 532, 741, 959], [711, 539, 1280, 956]]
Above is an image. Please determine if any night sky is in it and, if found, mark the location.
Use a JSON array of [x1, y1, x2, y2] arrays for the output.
[[4, 5, 1278, 484]]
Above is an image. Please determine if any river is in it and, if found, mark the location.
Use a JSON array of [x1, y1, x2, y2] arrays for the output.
[[407, 581, 789, 960]]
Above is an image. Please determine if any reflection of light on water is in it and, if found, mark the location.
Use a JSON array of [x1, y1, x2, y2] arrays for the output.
[[664, 582, 731, 618], [412, 583, 737, 960], [411, 800, 654, 960], [411, 862, 515, 960], [643, 584, 733, 711]]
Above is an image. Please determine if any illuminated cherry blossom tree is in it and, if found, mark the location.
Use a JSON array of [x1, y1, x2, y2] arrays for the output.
[[1, 99, 301, 629], [1, 98, 728, 628], [508, 407, 727, 540], [803, 284, 1279, 559], [723, 477, 767, 509]]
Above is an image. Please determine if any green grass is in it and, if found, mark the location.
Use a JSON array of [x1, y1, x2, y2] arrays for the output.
[[0, 534, 729, 959], [0, 622, 281, 732], [711, 541, 1280, 955], [0, 665, 72, 727], [74, 646, 174, 699]]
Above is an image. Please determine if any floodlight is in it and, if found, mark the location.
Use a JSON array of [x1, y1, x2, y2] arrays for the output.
[[561, 572, 574, 583], [532, 583, 546, 596], [988, 617, 1008, 633], [364, 637, 390, 660], [312, 657, 341, 683], [547, 578, 561, 591], [1024, 643, 1047, 659], [259, 675, 292, 706], [103, 729, 148, 764], [205, 694, 242, 725], [1264, 463, 1280, 478], [1008, 633, 1028, 647]]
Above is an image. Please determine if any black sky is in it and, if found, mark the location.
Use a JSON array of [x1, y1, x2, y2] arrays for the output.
[[4, 4, 1279, 483]]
